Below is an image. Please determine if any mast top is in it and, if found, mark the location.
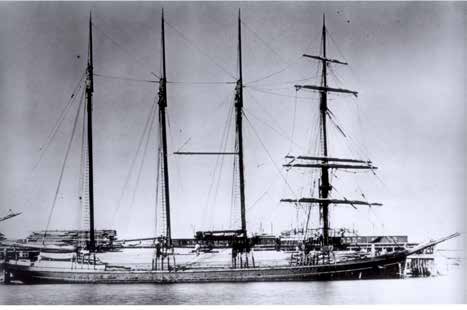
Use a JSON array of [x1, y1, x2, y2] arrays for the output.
[[161, 8, 167, 81], [87, 11, 94, 92]]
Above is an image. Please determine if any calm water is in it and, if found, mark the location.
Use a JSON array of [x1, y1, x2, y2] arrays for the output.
[[0, 272, 464, 304]]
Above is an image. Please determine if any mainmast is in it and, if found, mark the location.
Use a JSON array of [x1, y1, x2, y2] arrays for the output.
[[319, 15, 331, 245], [158, 9, 172, 247], [174, 10, 248, 239], [236, 9, 247, 237], [86, 12, 96, 253], [282, 14, 379, 248]]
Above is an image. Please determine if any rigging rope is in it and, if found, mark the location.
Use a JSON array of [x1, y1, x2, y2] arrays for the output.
[[153, 146, 161, 238], [241, 20, 287, 63], [325, 27, 362, 86], [229, 149, 238, 229], [249, 75, 320, 87], [289, 89, 299, 154], [32, 70, 86, 172], [163, 20, 237, 80], [79, 93, 89, 231], [244, 105, 306, 153], [247, 85, 320, 100], [175, 91, 233, 152], [245, 58, 304, 85], [243, 112, 298, 200], [94, 73, 158, 84], [245, 90, 305, 147], [42, 88, 85, 246], [327, 64, 344, 87], [326, 109, 347, 138], [246, 89, 301, 140], [125, 100, 157, 231], [166, 108, 186, 197], [112, 98, 158, 223], [92, 22, 160, 79], [204, 103, 235, 229], [167, 81, 235, 86], [241, 15, 321, 87]]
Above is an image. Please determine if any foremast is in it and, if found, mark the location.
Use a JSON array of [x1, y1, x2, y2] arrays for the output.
[[158, 9, 172, 247], [282, 15, 379, 247], [86, 13, 96, 255], [236, 9, 247, 238]]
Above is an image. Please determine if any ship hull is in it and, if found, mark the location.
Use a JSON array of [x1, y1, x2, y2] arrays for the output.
[[4, 253, 406, 284]]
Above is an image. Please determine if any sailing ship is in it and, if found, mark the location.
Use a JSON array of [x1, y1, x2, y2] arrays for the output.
[[3, 10, 459, 284]]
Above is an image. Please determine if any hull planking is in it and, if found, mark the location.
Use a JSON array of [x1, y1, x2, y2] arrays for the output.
[[5, 253, 406, 284]]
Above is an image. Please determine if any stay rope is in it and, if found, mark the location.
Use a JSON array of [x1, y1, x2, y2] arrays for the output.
[[42, 87, 85, 246]]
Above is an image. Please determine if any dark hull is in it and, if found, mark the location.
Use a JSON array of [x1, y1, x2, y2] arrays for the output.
[[5, 253, 407, 284]]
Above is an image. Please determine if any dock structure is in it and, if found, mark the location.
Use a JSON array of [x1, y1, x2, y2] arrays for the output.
[[406, 255, 435, 277]]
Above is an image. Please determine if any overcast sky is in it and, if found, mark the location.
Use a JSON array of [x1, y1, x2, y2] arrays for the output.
[[0, 2, 464, 247]]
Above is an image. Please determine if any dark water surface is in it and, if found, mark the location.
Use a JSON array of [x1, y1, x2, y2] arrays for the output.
[[0, 272, 464, 304]]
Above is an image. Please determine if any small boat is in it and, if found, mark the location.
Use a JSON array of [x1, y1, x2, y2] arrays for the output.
[[4, 9, 459, 284]]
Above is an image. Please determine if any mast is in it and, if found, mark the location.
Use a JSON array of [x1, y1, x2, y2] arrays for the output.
[[158, 9, 172, 246], [86, 12, 96, 253], [281, 15, 377, 248], [236, 9, 247, 237], [173, 10, 248, 240], [319, 14, 331, 246]]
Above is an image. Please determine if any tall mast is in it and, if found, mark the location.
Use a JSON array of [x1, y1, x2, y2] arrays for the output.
[[172, 10, 248, 238], [282, 15, 376, 247], [158, 9, 172, 246], [86, 12, 96, 253], [319, 14, 331, 246], [236, 9, 247, 237]]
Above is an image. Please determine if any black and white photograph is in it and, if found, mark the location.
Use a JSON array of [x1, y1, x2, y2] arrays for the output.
[[0, 0, 465, 305]]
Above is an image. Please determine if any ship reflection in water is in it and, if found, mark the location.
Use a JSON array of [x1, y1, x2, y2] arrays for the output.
[[0, 271, 463, 304]]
